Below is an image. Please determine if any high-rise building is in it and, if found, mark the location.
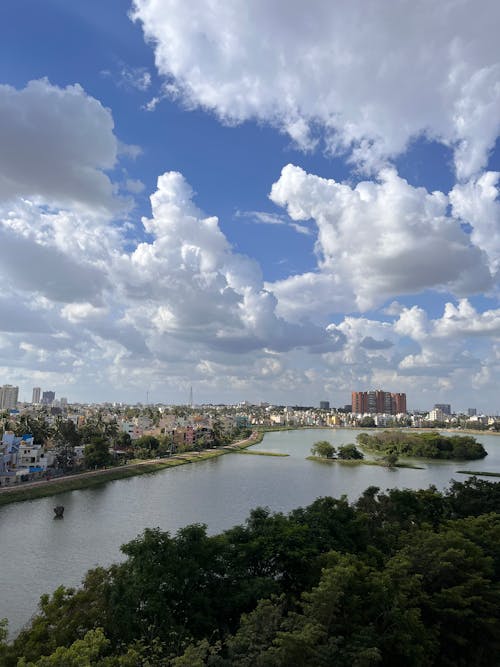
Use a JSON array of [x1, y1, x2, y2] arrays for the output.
[[319, 401, 330, 410], [434, 403, 451, 415], [41, 391, 55, 405], [0, 385, 19, 410], [392, 393, 407, 414], [467, 408, 477, 417], [351, 390, 407, 415], [32, 387, 41, 404]]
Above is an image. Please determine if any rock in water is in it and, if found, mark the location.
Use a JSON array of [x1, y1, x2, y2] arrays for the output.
[[53, 505, 64, 519]]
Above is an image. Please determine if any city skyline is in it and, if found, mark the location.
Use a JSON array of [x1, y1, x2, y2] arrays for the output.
[[0, 1, 499, 409]]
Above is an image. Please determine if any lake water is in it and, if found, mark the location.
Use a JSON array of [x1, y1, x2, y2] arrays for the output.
[[1, 428, 499, 636]]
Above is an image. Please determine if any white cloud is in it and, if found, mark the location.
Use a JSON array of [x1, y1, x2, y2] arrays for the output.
[[132, 0, 500, 178], [450, 171, 500, 275], [0, 79, 123, 211], [268, 164, 492, 318]]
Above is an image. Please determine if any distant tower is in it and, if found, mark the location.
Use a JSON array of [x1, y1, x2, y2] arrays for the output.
[[41, 391, 55, 405], [0, 385, 19, 410], [32, 387, 41, 404], [189, 385, 193, 407]]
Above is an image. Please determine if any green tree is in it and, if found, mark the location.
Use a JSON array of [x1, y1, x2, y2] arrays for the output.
[[114, 431, 132, 450], [16, 628, 109, 666], [14, 415, 52, 445], [84, 436, 112, 469], [133, 435, 160, 458], [53, 418, 81, 471], [337, 444, 364, 460], [310, 440, 336, 458], [382, 451, 399, 467]]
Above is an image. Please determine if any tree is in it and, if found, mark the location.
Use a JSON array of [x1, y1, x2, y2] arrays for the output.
[[133, 435, 159, 456], [337, 444, 363, 460], [84, 436, 112, 469], [53, 419, 81, 472], [310, 440, 336, 458], [114, 431, 132, 450], [16, 628, 109, 666], [382, 451, 399, 468], [14, 415, 52, 445]]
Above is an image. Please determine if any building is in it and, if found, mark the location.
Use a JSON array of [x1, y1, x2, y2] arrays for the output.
[[392, 393, 407, 414], [468, 408, 477, 417], [41, 391, 55, 405], [0, 385, 19, 410], [434, 403, 451, 415], [428, 408, 447, 422], [32, 387, 41, 404], [351, 390, 407, 415], [319, 401, 330, 410]]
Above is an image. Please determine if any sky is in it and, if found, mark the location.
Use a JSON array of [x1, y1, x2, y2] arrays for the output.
[[0, 0, 499, 411]]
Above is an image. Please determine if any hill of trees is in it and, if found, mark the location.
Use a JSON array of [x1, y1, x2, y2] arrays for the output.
[[2, 477, 500, 666], [357, 430, 487, 460]]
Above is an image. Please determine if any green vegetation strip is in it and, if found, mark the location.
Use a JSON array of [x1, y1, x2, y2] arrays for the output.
[[231, 449, 289, 457], [456, 470, 500, 478], [0, 451, 226, 507], [357, 430, 487, 460], [306, 456, 423, 469], [0, 436, 262, 508]]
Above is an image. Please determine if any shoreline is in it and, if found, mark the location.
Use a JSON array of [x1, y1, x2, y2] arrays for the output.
[[0, 432, 261, 507], [1, 426, 496, 507]]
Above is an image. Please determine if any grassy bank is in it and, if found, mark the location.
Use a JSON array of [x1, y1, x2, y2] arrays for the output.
[[306, 456, 423, 469], [0, 436, 262, 508], [231, 449, 289, 457], [456, 470, 500, 478]]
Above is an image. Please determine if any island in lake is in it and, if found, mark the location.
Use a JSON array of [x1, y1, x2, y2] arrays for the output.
[[357, 430, 487, 460]]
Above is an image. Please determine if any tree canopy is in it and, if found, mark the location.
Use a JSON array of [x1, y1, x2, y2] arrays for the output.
[[357, 430, 487, 460], [3, 478, 500, 666], [310, 440, 336, 458]]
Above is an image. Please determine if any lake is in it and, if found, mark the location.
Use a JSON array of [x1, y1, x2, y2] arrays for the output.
[[1, 428, 499, 636]]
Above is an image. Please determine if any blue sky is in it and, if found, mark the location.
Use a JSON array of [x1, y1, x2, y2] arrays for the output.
[[0, 0, 499, 412]]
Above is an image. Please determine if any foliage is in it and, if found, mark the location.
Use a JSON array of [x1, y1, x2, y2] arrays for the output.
[[16, 628, 109, 666], [337, 444, 364, 460], [310, 440, 336, 458], [357, 430, 487, 460], [53, 418, 81, 471], [133, 435, 160, 452], [5, 479, 500, 666], [14, 415, 52, 445], [84, 436, 113, 469]]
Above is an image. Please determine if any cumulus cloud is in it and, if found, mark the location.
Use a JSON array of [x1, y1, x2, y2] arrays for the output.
[[0, 79, 126, 211], [268, 164, 492, 317], [132, 0, 500, 177], [116, 171, 337, 355], [0, 224, 109, 303], [450, 171, 500, 275]]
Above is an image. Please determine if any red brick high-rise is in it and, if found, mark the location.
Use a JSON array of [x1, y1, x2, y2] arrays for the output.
[[351, 390, 407, 415]]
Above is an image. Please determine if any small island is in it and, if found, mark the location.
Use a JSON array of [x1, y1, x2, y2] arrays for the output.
[[356, 430, 487, 460]]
